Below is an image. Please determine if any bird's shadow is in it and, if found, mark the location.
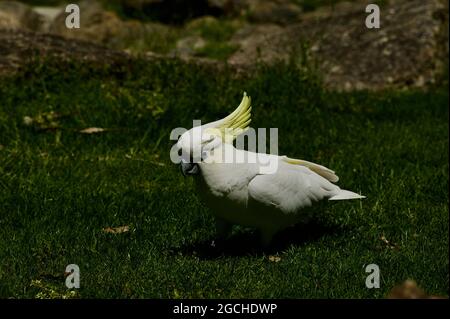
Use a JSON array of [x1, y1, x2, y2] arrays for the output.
[[170, 220, 347, 259]]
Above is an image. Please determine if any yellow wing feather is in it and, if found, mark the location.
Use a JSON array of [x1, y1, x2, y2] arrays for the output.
[[282, 156, 339, 183]]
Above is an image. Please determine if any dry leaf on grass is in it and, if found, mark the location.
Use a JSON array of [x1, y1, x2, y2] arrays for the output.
[[268, 255, 281, 263], [23, 116, 34, 126], [388, 280, 427, 299], [380, 235, 399, 250], [102, 225, 130, 234], [79, 127, 106, 134], [387, 279, 447, 299]]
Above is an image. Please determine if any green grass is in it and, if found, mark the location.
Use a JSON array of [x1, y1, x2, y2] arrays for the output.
[[194, 42, 238, 60], [0, 58, 448, 298], [185, 17, 240, 60], [118, 24, 183, 55]]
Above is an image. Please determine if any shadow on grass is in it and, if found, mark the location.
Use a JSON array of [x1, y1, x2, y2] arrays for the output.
[[170, 220, 346, 259]]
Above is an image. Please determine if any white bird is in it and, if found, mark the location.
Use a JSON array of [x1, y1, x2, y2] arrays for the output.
[[176, 92, 365, 246]]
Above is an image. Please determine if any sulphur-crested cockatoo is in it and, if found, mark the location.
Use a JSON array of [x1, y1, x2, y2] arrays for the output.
[[175, 92, 364, 246]]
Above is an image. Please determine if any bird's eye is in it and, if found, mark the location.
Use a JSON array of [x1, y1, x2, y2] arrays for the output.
[[178, 148, 182, 156]]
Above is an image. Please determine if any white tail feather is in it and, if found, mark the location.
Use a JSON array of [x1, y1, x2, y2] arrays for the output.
[[329, 189, 365, 200]]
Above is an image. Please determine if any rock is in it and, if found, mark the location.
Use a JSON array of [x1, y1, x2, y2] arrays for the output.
[[0, 29, 226, 78], [48, 0, 173, 51], [49, 0, 127, 44], [229, 24, 287, 65], [0, 10, 20, 29], [185, 15, 219, 31], [228, 0, 449, 90], [0, 29, 131, 77], [247, 0, 303, 25], [0, 0, 446, 92], [173, 36, 207, 57], [32, 6, 64, 32], [0, 1, 45, 30], [49, 0, 155, 49]]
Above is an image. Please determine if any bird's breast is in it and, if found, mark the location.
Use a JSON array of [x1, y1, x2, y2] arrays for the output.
[[197, 163, 250, 202]]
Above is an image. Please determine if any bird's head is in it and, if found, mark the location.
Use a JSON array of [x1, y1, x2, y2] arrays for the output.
[[176, 126, 222, 176], [175, 92, 252, 176]]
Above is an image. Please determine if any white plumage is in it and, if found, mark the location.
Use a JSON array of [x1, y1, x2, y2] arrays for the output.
[[177, 93, 364, 245]]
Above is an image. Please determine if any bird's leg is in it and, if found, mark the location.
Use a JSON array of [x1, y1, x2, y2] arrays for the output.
[[210, 217, 232, 248], [214, 217, 233, 240], [259, 228, 276, 248]]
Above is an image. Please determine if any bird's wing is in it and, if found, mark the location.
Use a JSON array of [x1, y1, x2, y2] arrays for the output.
[[248, 161, 340, 214], [281, 156, 339, 183]]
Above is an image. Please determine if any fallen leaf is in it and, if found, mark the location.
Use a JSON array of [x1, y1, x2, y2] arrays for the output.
[[387, 279, 446, 299], [380, 235, 399, 250], [80, 127, 106, 134], [23, 116, 34, 126], [102, 225, 130, 234], [268, 255, 281, 263], [388, 280, 425, 298]]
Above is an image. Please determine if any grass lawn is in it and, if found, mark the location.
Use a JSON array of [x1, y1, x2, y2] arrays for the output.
[[0, 59, 448, 298]]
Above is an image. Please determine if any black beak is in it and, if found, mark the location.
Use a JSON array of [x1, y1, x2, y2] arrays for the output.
[[181, 162, 199, 176]]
